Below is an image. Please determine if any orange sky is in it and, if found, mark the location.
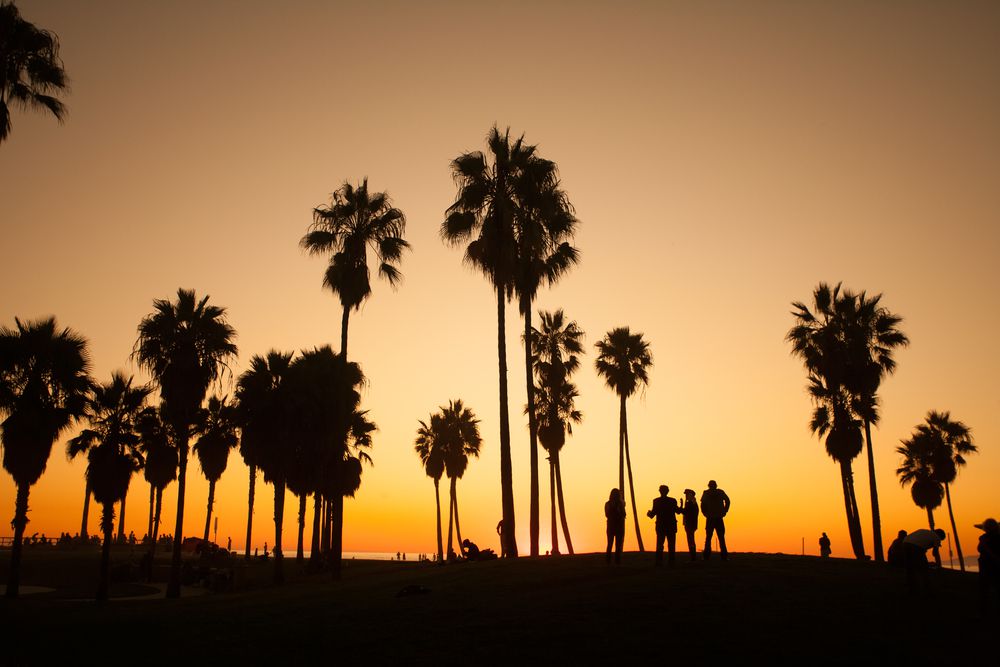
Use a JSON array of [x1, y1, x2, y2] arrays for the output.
[[2, 1, 998, 561]]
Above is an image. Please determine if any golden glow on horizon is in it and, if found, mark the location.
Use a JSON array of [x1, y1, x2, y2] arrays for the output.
[[2, 1, 999, 561]]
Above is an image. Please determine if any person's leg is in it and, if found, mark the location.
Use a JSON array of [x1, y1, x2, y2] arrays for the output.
[[904, 544, 918, 594], [615, 528, 624, 564], [655, 530, 665, 566], [606, 531, 614, 565], [667, 530, 676, 565], [704, 519, 716, 560], [685, 529, 696, 560], [717, 520, 727, 560]]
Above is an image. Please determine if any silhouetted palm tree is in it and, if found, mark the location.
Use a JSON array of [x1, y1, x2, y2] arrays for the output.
[[0, 316, 90, 598], [438, 400, 481, 557], [133, 289, 237, 598], [443, 126, 560, 557], [301, 178, 409, 360], [787, 283, 868, 559], [66, 422, 95, 539], [236, 351, 292, 561], [69, 371, 149, 600], [897, 430, 945, 566], [193, 395, 238, 543], [136, 405, 175, 576], [912, 411, 977, 571], [0, 1, 69, 144], [514, 173, 579, 556], [595, 327, 652, 552], [415, 414, 446, 563]]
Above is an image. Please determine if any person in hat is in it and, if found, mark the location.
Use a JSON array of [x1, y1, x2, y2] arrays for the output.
[[902, 528, 945, 594], [700, 480, 731, 561], [681, 489, 699, 561], [976, 518, 1000, 614]]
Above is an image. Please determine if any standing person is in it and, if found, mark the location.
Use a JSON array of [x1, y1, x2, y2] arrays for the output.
[[701, 480, 731, 561], [496, 520, 506, 558], [647, 485, 681, 566], [902, 528, 945, 594], [681, 489, 699, 561], [975, 518, 1000, 615], [819, 532, 832, 558], [605, 488, 626, 565]]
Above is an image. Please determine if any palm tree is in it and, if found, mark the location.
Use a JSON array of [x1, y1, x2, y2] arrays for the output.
[[913, 411, 977, 571], [300, 178, 409, 360], [133, 288, 237, 598], [0, 1, 69, 144], [136, 405, 175, 577], [840, 290, 909, 562], [193, 395, 238, 543], [236, 351, 292, 561], [68, 371, 149, 600], [443, 126, 559, 557], [787, 283, 867, 558], [66, 422, 95, 539], [0, 316, 90, 598], [415, 414, 446, 563], [439, 400, 482, 558], [897, 430, 945, 566], [595, 327, 652, 552], [514, 172, 579, 557], [530, 310, 584, 555]]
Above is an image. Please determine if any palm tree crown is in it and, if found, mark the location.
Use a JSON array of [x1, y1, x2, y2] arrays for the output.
[[0, 1, 69, 143], [594, 327, 652, 399]]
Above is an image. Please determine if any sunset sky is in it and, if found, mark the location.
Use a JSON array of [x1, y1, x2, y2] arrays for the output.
[[2, 1, 998, 561]]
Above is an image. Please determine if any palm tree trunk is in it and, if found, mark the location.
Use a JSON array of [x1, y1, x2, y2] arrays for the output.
[[446, 479, 455, 558], [147, 483, 154, 539], [310, 493, 321, 567], [147, 487, 162, 582], [166, 436, 189, 599], [846, 466, 865, 558], [5, 483, 31, 598], [555, 451, 574, 555], [273, 479, 285, 584], [331, 493, 344, 579], [623, 406, 644, 552], [203, 479, 216, 543], [117, 492, 127, 541], [496, 286, 518, 558], [618, 396, 626, 506], [97, 502, 115, 602], [549, 459, 559, 555], [244, 463, 255, 560], [321, 496, 330, 554], [81, 478, 92, 538], [944, 483, 965, 571], [926, 506, 942, 567], [453, 478, 464, 550], [524, 304, 540, 557], [296, 493, 306, 563], [340, 305, 350, 360], [863, 418, 884, 562], [434, 478, 444, 563], [838, 460, 864, 559]]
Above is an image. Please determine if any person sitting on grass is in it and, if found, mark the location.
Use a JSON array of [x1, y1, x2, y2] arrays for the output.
[[819, 532, 832, 558], [902, 528, 945, 594], [887, 529, 908, 568]]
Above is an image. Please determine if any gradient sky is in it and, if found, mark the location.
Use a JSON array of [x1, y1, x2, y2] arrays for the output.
[[2, 1, 998, 560]]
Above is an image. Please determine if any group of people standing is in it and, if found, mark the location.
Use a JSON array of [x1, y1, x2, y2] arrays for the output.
[[604, 480, 731, 565]]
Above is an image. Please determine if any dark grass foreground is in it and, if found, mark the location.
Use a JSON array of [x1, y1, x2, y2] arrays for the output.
[[0, 551, 988, 665]]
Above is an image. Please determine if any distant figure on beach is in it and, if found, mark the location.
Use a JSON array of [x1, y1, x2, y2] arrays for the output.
[[605, 488, 626, 565], [902, 528, 945, 594], [887, 530, 908, 568], [681, 489, 699, 561], [496, 520, 506, 558], [819, 532, 831, 558], [975, 518, 999, 614], [227, 537, 232, 552], [647, 485, 681, 566], [701, 480, 731, 561], [463, 539, 480, 559]]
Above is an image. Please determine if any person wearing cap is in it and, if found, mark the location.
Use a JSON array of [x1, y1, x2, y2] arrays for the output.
[[700, 480, 731, 561], [976, 518, 1000, 614], [681, 489, 699, 561], [902, 527, 945, 594]]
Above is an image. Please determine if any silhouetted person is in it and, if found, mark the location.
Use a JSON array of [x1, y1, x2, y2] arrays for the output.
[[647, 485, 681, 566], [227, 536, 231, 552], [681, 489, 699, 561], [496, 520, 506, 558], [819, 532, 831, 558], [462, 539, 480, 560], [701, 480, 730, 561], [887, 529, 907, 568], [902, 528, 945, 594], [975, 518, 1000, 615], [605, 488, 626, 565]]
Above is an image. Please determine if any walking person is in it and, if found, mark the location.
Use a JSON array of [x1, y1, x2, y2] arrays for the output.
[[681, 489, 699, 561], [605, 488, 626, 565], [647, 485, 681, 566], [701, 480, 731, 561], [819, 532, 832, 558]]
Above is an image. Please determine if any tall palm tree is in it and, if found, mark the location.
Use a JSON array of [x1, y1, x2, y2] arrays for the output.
[[443, 126, 558, 557], [136, 405, 175, 577], [236, 351, 292, 561], [66, 421, 95, 539], [193, 395, 238, 543], [415, 414, 446, 563], [439, 400, 481, 557], [300, 178, 409, 360], [0, 1, 69, 144], [0, 316, 90, 598], [133, 288, 237, 598], [68, 371, 149, 600], [897, 430, 945, 566], [595, 327, 652, 552], [839, 290, 909, 562], [914, 411, 977, 571], [785, 282, 877, 559], [514, 174, 579, 556], [529, 309, 584, 555]]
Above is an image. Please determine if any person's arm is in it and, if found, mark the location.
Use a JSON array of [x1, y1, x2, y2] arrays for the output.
[[722, 491, 731, 514]]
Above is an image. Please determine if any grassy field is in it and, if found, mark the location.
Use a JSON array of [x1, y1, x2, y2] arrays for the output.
[[0, 548, 989, 665]]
